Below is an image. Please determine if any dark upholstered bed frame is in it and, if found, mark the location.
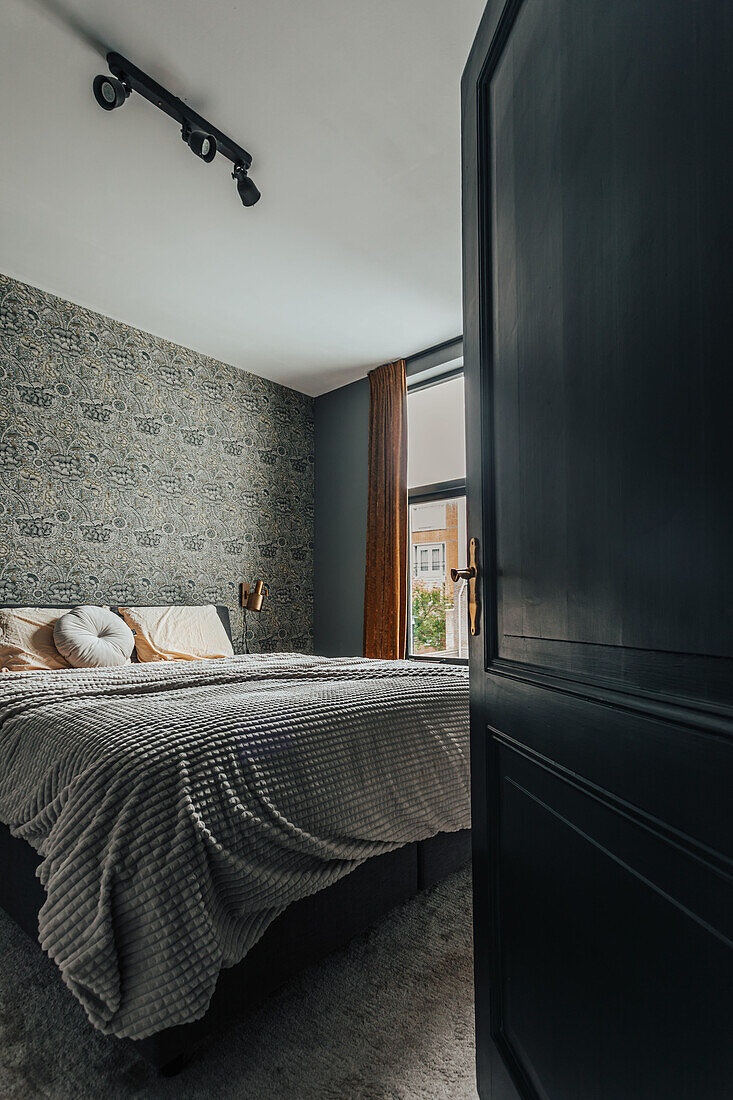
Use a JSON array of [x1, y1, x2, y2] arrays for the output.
[[0, 822, 471, 1073], [0, 604, 471, 1073]]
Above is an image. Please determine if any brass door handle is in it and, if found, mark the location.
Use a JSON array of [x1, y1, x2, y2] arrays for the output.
[[450, 537, 480, 637], [450, 566, 476, 581]]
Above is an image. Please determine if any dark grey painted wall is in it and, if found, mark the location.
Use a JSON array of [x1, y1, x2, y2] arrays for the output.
[[312, 340, 462, 657], [313, 376, 369, 656]]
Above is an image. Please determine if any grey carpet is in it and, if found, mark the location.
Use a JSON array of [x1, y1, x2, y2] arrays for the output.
[[0, 868, 476, 1099]]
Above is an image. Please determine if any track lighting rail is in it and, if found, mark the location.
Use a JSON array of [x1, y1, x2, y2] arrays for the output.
[[94, 51, 260, 206]]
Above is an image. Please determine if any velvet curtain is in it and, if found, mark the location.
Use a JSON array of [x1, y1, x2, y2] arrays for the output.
[[363, 359, 408, 659]]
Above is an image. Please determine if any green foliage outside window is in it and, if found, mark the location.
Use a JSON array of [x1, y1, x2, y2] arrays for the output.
[[411, 580, 453, 652]]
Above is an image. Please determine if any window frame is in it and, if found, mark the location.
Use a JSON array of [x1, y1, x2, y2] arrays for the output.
[[406, 368, 468, 665]]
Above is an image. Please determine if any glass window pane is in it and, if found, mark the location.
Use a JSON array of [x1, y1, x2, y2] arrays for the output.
[[409, 495, 468, 658], [407, 375, 466, 489], [411, 502, 446, 532]]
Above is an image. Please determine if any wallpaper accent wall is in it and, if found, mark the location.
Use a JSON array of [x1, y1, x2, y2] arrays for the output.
[[0, 274, 314, 653]]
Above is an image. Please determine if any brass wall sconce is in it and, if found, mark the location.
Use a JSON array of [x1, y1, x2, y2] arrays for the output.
[[240, 580, 269, 612], [239, 580, 269, 654]]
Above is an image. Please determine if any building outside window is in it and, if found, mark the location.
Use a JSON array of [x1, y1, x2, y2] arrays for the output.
[[413, 534, 446, 581], [407, 369, 467, 661]]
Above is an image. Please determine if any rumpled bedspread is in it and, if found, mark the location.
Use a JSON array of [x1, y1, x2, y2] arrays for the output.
[[0, 653, 469, 1039]]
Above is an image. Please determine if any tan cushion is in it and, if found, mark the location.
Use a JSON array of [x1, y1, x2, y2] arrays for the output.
[[0, 607, 72, 672], [117, 605, 234, 662]]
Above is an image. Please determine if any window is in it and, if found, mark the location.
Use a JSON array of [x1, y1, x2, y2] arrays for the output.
[[407, 375, 466, 488], [413, 538, 446, 580], [407, 371, 468, 662]]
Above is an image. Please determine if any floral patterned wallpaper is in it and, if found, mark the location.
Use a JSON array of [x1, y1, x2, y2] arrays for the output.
[[0, 274, 314, 652]]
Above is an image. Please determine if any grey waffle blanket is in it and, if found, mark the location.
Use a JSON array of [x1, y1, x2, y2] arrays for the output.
[[0, 653, 469, 1039]]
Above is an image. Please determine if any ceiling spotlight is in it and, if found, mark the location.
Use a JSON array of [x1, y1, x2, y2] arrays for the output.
[[93, 74, 129, 111], [232, 163, 261, 207], [185, 129, 217, 163], [92, 51, 260, 210]]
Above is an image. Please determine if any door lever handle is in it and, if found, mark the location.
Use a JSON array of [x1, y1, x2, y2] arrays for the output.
[[450, 566, 476, 581], [450, 537, 480, 637]]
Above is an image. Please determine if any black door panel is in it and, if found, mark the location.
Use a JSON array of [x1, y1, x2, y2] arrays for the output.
[[462, 1, 733, 1096], [499, 744, 733, 1100]]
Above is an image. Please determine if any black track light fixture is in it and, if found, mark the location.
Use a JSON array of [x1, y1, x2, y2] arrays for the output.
[[93, 73, 129, 111], [232, 163, 261, 207], [92, 52, 259, 209], [184, 127, 217, 163]]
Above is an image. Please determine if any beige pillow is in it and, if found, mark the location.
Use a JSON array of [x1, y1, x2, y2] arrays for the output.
[[118, 605, 234, 662], [0, 607, 72, 672]]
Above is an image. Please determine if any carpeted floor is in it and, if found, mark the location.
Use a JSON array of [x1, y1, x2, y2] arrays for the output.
[[0, 868, 476, 1099]]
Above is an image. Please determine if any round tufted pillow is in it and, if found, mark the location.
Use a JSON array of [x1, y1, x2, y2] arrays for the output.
[[53, 606, 135, 668]]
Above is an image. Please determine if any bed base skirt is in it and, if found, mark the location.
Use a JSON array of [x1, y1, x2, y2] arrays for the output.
[[0, 821, 471, 1071]]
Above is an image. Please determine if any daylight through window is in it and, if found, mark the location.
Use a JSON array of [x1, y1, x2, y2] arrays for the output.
[[407, 372, 467, 661]]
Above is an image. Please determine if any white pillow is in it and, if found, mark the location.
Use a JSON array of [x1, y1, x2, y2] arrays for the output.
[[54, 606, 135, 668], [117, 604, 233, 662]]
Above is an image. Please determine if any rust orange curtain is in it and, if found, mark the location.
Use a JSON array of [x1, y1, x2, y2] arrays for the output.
[[363, 359, 408, 659]]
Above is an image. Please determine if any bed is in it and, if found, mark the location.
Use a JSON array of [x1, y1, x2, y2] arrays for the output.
[[0, 604, 471, 1072]]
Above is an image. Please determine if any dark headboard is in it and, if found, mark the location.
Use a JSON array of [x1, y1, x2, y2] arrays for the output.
[[0, 604, 234, 645]]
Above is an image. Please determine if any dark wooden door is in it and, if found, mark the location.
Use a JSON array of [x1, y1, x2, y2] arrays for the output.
[[461, 2, 733, 1097]]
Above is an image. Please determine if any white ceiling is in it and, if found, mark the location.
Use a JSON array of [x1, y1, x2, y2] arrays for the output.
[[0, 0, 484, 396]]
